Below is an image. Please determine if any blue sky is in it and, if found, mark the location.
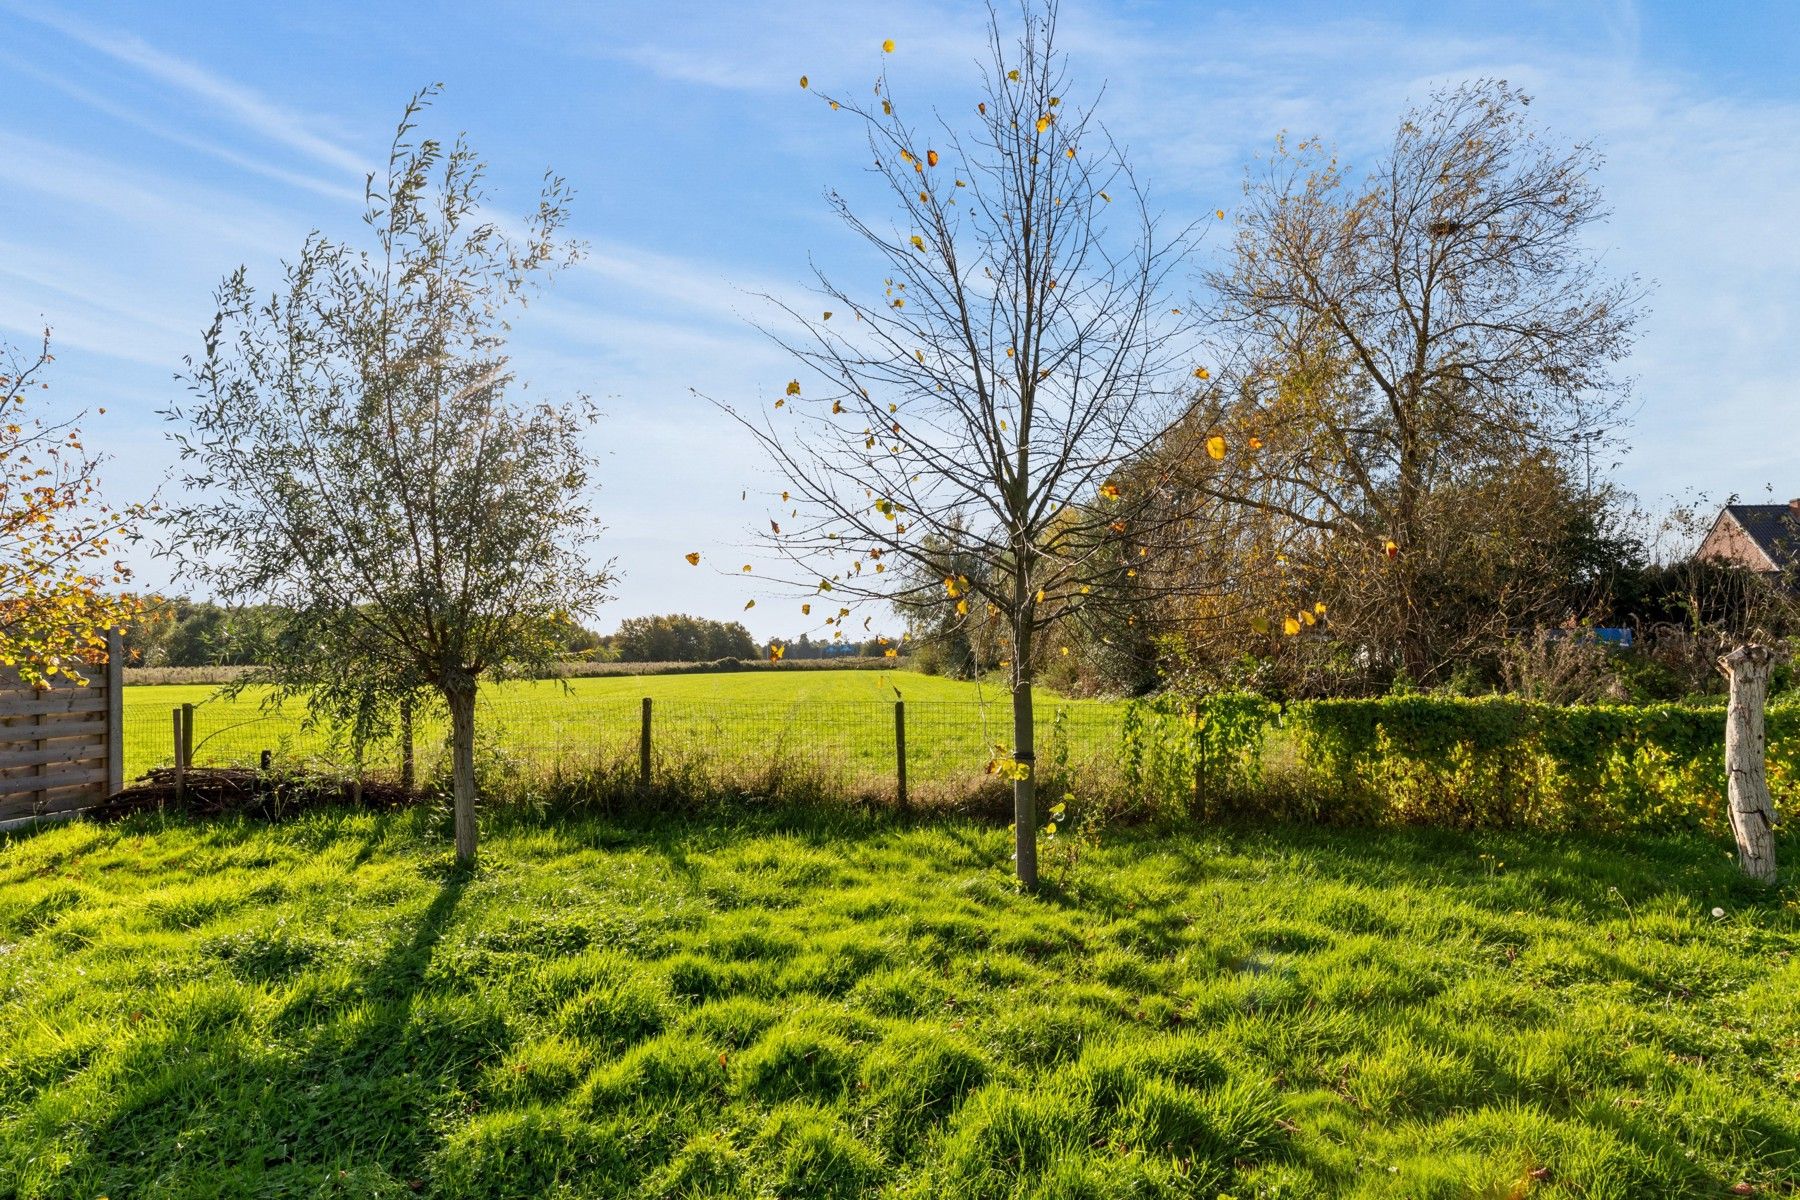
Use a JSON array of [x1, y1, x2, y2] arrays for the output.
[[3, 0, 1797, 638]]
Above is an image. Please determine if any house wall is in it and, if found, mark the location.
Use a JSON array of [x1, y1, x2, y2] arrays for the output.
[[1696, 512, 1778, 574]]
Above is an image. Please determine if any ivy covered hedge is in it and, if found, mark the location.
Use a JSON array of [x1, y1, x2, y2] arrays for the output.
[[1123, 694, 1796, 834], [1286, 697, 1797, 833]]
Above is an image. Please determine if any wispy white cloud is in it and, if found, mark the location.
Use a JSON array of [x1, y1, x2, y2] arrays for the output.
[[8, 3, 368, 176], [0, 50, 362, 204]]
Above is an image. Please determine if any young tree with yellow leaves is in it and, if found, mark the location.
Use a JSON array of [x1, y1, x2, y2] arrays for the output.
[[720, 3, 1217, 890], [162, 91, 611, 864], [0, 332, 141, 688]]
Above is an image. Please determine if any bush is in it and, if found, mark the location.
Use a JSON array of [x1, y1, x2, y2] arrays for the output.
[[1119, 692, 1276, 820]]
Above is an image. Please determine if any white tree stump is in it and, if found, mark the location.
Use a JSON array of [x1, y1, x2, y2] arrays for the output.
[[1719, 644, 1777, 883]]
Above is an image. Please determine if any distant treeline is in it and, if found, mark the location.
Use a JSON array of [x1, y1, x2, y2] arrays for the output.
[[124, 601, 903, 669]]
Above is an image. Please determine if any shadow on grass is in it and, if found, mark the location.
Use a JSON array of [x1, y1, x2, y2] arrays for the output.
[[60, 858, 484, 1194]]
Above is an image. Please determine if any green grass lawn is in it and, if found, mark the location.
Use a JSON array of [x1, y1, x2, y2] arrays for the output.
[[2, 808, 1796, 1198], [121, 670, 1119, 787]]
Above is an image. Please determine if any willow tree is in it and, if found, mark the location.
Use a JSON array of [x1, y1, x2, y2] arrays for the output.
[[163, 92, 611, 863], [721, 5, 1209, 889], [1199, 80, 1643, 683]]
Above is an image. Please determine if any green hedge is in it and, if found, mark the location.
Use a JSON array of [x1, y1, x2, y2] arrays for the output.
[[1285, 696, 1798, 833], [1127, 694, 1796, 834]]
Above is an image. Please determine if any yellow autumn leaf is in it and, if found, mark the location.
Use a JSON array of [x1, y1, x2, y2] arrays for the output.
[[956, 599, 968, 615], [1193, 367, 1210, 380], [822, 311, 832, 320], [799, 75, 809, 88], [785, 379, 801, 396], [742, 564, 753, 572], [1065, 147, 1075, 159], [1099, 191, 1111, 202], [1036, 116, 1050, 132], [1315, 601, 1328, 615], [801, 603, 812, 615], [1216, 209, 1225, 219], [1099, 482, 1120, 500], [1060, 646, 1069, 655], [882, 38, 895, 52], [1283, 615, 1301, 636], [911, 235, 924, 250], [1206, 435, 1226, 460], [927, 149, 939, 167], [1007, 69, 1020, 81], [884, 647, 898, 658], [1247, 435, 1264, 450], [745, 599, 757, 610], [684, 552, 701, 566]]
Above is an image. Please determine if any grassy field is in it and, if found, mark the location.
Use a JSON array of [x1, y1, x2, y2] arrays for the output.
[[2, 808, 1796, 1197], [121, 670, 1119, 788]]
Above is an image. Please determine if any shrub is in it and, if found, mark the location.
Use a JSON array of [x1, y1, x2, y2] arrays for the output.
[[1119, 692, 1276, 820]]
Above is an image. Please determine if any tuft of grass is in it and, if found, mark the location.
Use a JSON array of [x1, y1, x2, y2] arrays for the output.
[[1, 807, 1797, 1197]]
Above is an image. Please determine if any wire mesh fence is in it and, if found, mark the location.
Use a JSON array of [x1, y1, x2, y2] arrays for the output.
[[120, 683, 1132, 803]]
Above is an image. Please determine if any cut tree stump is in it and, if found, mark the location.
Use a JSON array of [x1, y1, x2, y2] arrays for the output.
[[1719, 643, 1777, 883]]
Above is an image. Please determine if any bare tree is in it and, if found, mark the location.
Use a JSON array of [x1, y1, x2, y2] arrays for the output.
[[715, 3, 1208, 889], [162, 91, 611, 863], [1199, 80, 1644, 682]]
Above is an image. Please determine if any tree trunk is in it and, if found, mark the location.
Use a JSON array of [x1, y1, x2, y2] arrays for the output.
[[1012, 675, 1038, 892], [1011, 602, 1039, 891], [445, 681, 479, 864], [1720, 644, 1777, 883]]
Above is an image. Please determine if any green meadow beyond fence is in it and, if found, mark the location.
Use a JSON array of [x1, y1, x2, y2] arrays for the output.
[[120, 680, 1130, 804]]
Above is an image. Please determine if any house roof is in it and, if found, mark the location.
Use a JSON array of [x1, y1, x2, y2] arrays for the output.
[[1724, 504, 1800, 571]]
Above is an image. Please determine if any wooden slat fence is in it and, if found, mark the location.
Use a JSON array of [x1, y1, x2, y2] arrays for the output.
[[0, 629, 123, 829]]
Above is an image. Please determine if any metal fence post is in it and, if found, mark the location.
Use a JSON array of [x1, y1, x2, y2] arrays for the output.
[[639, 697, 653, 789], [894, 699, 907, 810]]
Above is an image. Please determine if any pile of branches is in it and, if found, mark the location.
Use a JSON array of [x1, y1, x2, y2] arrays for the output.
[[96, 767, 416, 822]]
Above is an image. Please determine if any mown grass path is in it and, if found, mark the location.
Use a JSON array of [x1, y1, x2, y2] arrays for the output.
[[2, 810, 1796, 1197]]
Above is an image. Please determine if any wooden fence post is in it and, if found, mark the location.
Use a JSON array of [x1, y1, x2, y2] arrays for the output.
[[105, 628, 123, 796], [639, 697, 653, 789], [172, 707, 186, 804], [399, 694, 416, 793], [181, 702, 194, 770], [894, 700, 907, 810]]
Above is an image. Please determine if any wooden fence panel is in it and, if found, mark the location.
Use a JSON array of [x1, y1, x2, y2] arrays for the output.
[[0, 630, 124, 828]]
